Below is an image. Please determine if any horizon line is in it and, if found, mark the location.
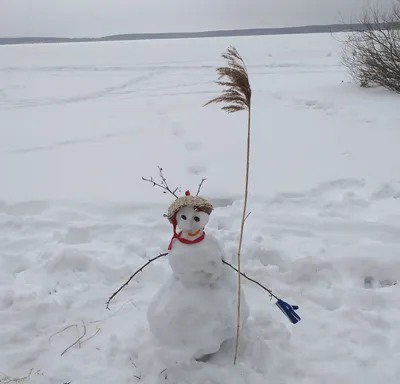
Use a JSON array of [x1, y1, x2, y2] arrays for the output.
[[2, 22, 398, 46]]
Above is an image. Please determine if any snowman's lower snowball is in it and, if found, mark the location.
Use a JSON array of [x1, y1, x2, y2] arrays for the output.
[[147, 231, 250, 360]]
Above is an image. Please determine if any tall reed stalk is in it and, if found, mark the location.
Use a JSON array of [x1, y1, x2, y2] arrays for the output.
[[204, 46, 252, 364]]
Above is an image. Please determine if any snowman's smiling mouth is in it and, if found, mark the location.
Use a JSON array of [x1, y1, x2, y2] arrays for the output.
[[188, 229, 201, 237]]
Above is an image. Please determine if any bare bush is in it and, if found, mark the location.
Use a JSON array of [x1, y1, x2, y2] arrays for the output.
[[340, 4, 400, 92]]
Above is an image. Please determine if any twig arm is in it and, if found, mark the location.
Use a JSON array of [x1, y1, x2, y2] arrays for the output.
[[106, 253, 168, 310], [222, 259, 280, 301]]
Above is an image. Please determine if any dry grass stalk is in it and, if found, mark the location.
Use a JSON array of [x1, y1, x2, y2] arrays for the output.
[[204, 46, 252, 364], [61, 321, 87, 356], [49, 324, 79, 343], [50, 322, 100, 355], [0, 369, 43, 384], [51, 300, 135, 359]]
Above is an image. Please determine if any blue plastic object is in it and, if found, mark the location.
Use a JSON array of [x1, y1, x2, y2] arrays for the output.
[[276, 299, 301, 324]]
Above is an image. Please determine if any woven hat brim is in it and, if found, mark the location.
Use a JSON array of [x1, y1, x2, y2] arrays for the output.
[[167, 196, 213, 223]]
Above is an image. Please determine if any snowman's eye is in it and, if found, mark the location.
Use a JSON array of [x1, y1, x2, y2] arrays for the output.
[[194, 216, 200, 222], [181, 215, 187, 220]]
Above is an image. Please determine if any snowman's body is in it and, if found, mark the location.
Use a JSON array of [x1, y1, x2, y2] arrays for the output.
[[147, 204, 250, 360], [167, 232, 224, 285]]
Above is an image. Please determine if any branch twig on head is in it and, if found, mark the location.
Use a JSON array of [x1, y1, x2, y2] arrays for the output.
[[142, 166, 180, 199], [196, 178, 207, 196]]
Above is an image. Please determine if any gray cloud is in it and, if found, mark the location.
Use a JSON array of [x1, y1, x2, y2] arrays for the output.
[[0, 0, 394, 38]]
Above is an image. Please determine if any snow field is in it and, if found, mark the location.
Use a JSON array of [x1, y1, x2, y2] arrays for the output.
[[1, 33, 400, 383]]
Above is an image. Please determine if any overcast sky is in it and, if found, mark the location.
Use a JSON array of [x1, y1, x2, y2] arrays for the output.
[[0, 0, 393, 38]]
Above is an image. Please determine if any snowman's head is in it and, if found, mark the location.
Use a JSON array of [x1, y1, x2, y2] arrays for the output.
[[176, 205, 210, 234]]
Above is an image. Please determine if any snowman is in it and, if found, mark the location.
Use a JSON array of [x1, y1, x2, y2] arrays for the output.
[[147, 191, 250, 361]]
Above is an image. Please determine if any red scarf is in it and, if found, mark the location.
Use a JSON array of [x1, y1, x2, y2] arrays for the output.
[[168, 215, 206, 250], [168, 231, 205, 250]]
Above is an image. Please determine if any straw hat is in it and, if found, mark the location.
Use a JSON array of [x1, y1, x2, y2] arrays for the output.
[[167, 190, 213, 224]]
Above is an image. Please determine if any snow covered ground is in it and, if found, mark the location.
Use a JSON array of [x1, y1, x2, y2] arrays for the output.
[[1, 33, 400, 383]]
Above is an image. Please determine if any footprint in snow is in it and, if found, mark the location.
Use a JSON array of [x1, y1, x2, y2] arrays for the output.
[[171, 128, 184, 137], [364, 276, 397, 289], [187, 163, 207, 176], [370, 182, 400, 200], [59, 226, 92, 245], [184, 141, 203, 151]]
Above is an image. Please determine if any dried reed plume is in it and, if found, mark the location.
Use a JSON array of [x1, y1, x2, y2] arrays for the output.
[[204, 46, 251, 113], [204, 46, 252, 364]]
